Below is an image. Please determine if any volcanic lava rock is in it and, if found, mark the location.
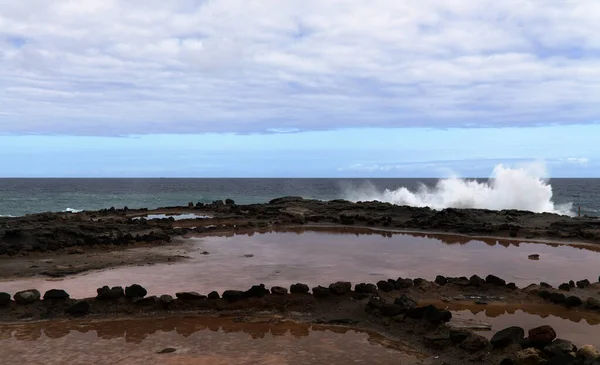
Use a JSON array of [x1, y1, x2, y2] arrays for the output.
[[243, 284, 269, 298], [329, 281, 352, 295], [355, 283, 377, 294], [395, 278, 414, 289], [566, 296, 583, 307], [491, 326, 525, 348], [577, 279, 591, 288], [559, 283, 571, 291], [159, 295, 174, 304], [125, 284, 147, 298], [435, 275, 448, 285], [270, 286, 288, 295], [544, 339, 576, 356], [65, 301, 90, 316], [485, 274, 506, 286], [549, 293, 567, 305], [290, 283, 309, 294], [376, 280, 394, 292], [0, 292, 11, 306], [175, 292, 206, 300], [97, 286, 125, 300], [469, 275, 486, 287], [312, 286, 331, 298], [14, 289, 41, 305], [208, 291, 220, 299], [43, 289, 70, 300], [222, 290, 244, 302], [528, 325, 556, 347]]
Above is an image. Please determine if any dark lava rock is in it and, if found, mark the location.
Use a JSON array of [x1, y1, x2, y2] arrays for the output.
[[222, 290, 244, 302], [376, 280, 394, 292], [544, 339, 576, 356], [355, 283, 377, 294], [469, 275, 486, 287], [159, 295, 174, 304], [538, 290, 551, 299], [549, 293, 567, 305], [394, 295, 417, 311], [14, 289, 41, 305], [528, 325, 557, 347], [290, 283, 310, 294], [65, 301, 90, 316], [506, 282, 517, 290], [459, 333, 490, 353], [435, 275, 447, 285], [96, 286, 125, 300], [577, 279, 591, 289], [395, 278, 414, 289], [569, 280, 575, 288], [134, 296, 157, 305], [380, 304, 405, 317], [540, 282, 552, 289], [586, 297, 600, 310], [329, 281, 352, 295], [208, 291, 220, 299], [450, 329, 471, 344], [405, 306, 427, 319], [546, 354, 577, 365], [423, 305, 452, 323], [125, 284, 147, 298], [312, 286, 331, 298], [243, 284, 269, 298], [175, 292, 206, 300], [566, 296, 583, 307], [43, 289, 70, 300], [413, 278, 427, 287], [485, 274, 506, 286], [0, 292, 11, 306], [271, 286, 288, 295], [559, 283, 571, 291], [491, 326, 525, 348]]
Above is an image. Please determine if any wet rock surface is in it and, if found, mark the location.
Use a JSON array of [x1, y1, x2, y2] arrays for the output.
[[491, 326, 525, 348], [14, 289, 41, 304]]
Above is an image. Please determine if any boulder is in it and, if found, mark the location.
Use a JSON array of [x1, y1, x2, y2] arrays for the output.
[[423, 305, 452, 323], [175, 292, 206, 300], [395, 278, 414, 289], [576, 279, 591, 289], [290, 283, 310, 294], [394, 295, 417, 311], [125, 284, 147, 298], [355, 283, 377, 294], [413, 278, 427, 287], [43, 289, 70, 300], [271, 286, 288, 295], [329, 281, 352, 295], [577, 345, 600, 360], [491, 326, 525, 348], [485, 275, 506, 286], [97, 286, 125, 300], [544, 339, 576, 356], [14, 289, 41, 305], [507, 283, 517, 290], [569, 280, 575, 288], [515, 348, 545, 365], [405, 306, 427, 319], [540, 282, 552, 289], [469, 275, 486, 287], [222, 290, 244, 302], [459, 333, 490, 353], [586, 297, 600, 310], [558, 283, 571, 291], [208, 291, 220, 299], [159, 295, 174, 304], [528, 325, 556, 347], [376, 280, 394, 292], [528, 254, 540, 260], [435, 275, 448, 285], [0, 292, 11, 306], [243, 284, 269, 298], [65, 301, 90, 316], [312, 286, 331, 298], [566, 296, 583, 307], [548, 293, 567, 305]]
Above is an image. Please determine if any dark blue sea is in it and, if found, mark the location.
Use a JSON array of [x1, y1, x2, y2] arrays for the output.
[[0, 178, 599, 217]]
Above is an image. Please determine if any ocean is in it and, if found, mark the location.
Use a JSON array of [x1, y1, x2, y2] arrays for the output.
[[1, 178, 599, 217]]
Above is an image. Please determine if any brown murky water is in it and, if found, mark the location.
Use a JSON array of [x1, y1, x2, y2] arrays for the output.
[[0, 317, 429, 365], [2, 229, 600, 297]]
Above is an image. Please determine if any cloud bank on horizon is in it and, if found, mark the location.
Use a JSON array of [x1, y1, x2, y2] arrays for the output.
[[1, 0, 600, 135]]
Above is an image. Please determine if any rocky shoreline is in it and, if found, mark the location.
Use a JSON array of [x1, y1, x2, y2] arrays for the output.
[[1, 197, 600, 257]]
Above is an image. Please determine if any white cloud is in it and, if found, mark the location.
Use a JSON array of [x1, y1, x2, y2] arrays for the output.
[[1, 0, 600, 135]]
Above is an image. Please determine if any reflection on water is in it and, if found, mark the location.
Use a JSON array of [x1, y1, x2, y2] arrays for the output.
[[3, 229, 600, 297], [0, 317, 429, 365]]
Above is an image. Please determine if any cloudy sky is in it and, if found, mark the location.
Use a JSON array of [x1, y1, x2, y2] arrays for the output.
[[1, 0, 599, 177]]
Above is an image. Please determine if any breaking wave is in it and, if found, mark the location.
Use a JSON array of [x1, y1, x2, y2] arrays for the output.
[[63, 208, 83, 213], [343, 162, 573, 216]]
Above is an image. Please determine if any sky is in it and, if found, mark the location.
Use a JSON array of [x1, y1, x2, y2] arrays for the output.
[[1, 0, 599, 177]]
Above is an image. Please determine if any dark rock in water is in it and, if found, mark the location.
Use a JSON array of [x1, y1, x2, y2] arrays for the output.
[[491, 326, 525, 348], [65, 301, 90, 316], [208, 291, 220, 299], [423, 305, 452, 323], [125, 284, 147, 298], [395, 278, 414, 289], [271, 286, 288, 295], [469, 275, 486, 287], [222, 290, 244, 302], [566, 296, 583, 307], [413, 278, 427, 287], [379, 303, 405, 317], [485, 274, 506, 286], [450, 329, 471, 344], [459, 333, 490, 353], [576, 279, 591, 289], [329, 281, 352, 295], [435, 275, 447, 285], [312, 286, 331, 298], [586, 297, 600, 310], [355, 283, 377, 294], [540, 282, 552, 289], [243, 284, 269, 298], [159, 295, 173, 304], [546, 354, 577, 365], [544, 339, 576, 356], [97, 286, 125, 300], [14, 289, 41, 305], [528, 254, 540, 260], [506, 282, 517, 290], [569, 280, 575, 288], [290, 283, 310, 294], [175, 292, 206, 300], [528, 325, 557, 347], [376, 280, 394, 292], [558, 283, 571, 291], [0, 292, 11, 306], [43, 289, 70, 300], [157, 348, 176, 354], [548, 293, 567, 305], [394, 295, 417, 311]]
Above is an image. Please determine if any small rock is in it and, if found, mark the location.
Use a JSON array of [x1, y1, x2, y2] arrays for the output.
[[208, 291, 220, 299], [376, 280, 394, 292], [435, 275, 448, 285], [515, 348, 545, 365], [244, 254, 254, 258], [577, 345, 600, 360], [586, 297, 600, 310], [271, 286, 288, 295], [355, 283, 377, 294], [528, 254, 540, 260], [569, 280, 575, 288], [528, 325, 556, 347], [566, 296, 583, 307], [201, 251, 210, 255], [175, 292, 206, 300], [0, 292, 11, 306], [558, 283, 571, 291], [290, 283, 310, 294], [14, 289, 41, 305], [576, 279, 591, 289], [486, 275, 506, 286], [491, 326, 525, 348], [43, 289, 70, 300], [157, 348, 176, 354], [312, 286, 331, 298], [395, 278, 414, 289], [125, 284, 147, 298], [459, 333, 490, 353], [394, 295, 417, 311], [329, 281, 352, 295], [544, 339, 576, 356], [469, 275, 486, 287], [65, 301, 90, 316], [222, 290, 244, 302], [159, 294, 173, 304]]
